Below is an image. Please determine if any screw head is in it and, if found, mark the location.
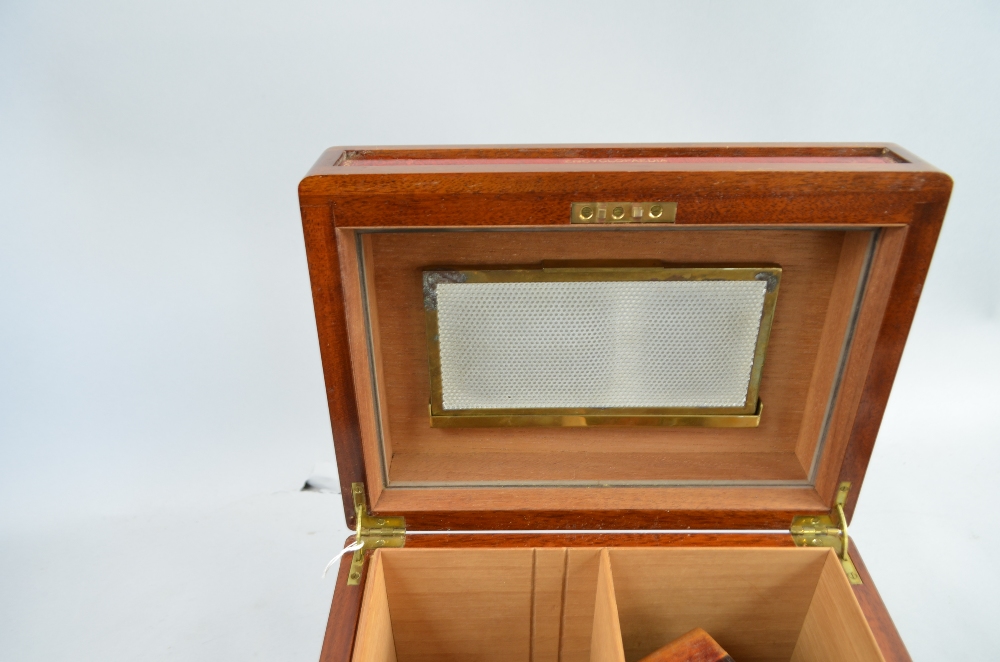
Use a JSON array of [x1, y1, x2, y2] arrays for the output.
[[649, 204, 663, 218], [349, 571, 360, 580], [579, 206, 594, 220], [611, 206, 625, 220]]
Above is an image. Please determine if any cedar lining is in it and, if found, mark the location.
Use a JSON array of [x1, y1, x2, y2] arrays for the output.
[[350, 547, 883, 662], [361, 228, 857, 485], [335, 226, 898, 521]]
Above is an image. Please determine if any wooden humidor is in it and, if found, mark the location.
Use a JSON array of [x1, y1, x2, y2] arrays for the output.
[[298, 144, 952, 662]]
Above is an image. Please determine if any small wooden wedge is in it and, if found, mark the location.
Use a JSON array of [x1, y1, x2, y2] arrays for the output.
[[637, 628, 734, 662]]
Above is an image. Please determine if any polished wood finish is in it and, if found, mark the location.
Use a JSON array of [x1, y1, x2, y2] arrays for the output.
[[848, 541, 912, 662], [319, 538, 367, 662], [336, 144, 904, 163], [637, 628, 732, 662], [299, 143, 951, 529], [301, 205, 367, 528], [302, 144, 947, 661], [372, 485, 828, 531]]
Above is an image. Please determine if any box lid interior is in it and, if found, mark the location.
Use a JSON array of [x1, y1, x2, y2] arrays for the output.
[[298, 144, 952, 531]]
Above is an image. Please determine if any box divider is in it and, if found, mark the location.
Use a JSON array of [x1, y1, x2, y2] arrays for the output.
[[531, 548, 569, 661], [590, 549, 626, 662], [790, 550, 885, 662]]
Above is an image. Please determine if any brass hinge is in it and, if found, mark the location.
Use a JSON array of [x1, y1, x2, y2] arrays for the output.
[[346, 483, 406, 586], [790, 482, 863, 585]]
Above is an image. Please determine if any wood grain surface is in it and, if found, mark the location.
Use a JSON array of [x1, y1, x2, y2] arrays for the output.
[[370, 484, 829, 531], [592, 550, 626, 662], [837, 203, 949, 521], [319, 538, 367, 662], [637, 628, 732, 662], [790, 551, 884, 662], [351, 551, 396, 662], [365, 229, 843, 484], [300, 205, 366, 528], [848, 541, 912, 662], [379, 548, 535, 662], [319, 533, 908, 662], [298, 143, 952, 532], [610, 547, 828, 662]]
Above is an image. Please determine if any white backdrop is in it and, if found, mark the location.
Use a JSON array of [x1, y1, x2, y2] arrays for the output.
[[1, 2, 998, 660]]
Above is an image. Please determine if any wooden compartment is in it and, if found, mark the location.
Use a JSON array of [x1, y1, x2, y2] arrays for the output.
[[298, 143, 953, 662], [352, 547, 882, 662]]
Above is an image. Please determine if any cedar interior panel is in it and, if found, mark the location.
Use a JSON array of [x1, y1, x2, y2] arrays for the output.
[[366, 228, 847, 485], [352, 552, 397, 662], [790, 552, 885, 662], [793, 231, 874, 472], [380, 549, 534, 662], [363, 547, 885, 662], [608, 548, 827, 662], [560, 547, 603, 662], [532, 548, 569, 662]]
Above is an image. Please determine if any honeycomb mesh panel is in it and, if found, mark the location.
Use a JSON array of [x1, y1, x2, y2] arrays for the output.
[[435, 280, 767, 410]]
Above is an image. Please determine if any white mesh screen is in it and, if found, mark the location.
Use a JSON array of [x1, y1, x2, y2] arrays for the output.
[[435, 280, 768, 410]]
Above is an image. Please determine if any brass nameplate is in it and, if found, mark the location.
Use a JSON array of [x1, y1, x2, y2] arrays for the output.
[[571, 202, 677, 224]]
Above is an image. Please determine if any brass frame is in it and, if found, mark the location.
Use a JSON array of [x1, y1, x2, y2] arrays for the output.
[[423, 265, 781, 428]]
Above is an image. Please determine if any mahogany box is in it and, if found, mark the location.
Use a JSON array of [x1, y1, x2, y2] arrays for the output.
[[296, 144, 952, 662]]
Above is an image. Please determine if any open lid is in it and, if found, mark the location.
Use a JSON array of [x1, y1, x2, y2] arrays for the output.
[[298, 144, 952, 532]]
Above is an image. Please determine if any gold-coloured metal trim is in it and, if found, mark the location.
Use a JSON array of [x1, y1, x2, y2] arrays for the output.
[[571, 201, 677, 224], [346, 483, 406, 586], [423, 265, 781, 428], [791, 482, 863, 584], [430, 400, 763, 428]]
